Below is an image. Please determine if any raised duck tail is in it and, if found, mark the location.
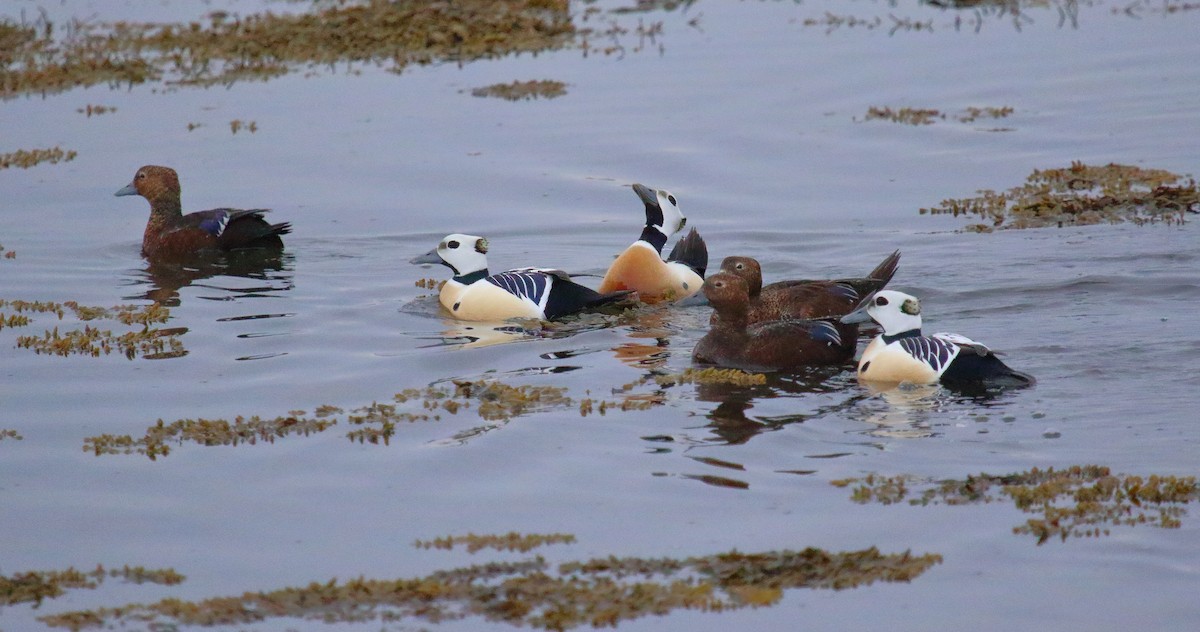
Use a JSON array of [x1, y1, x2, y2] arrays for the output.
[[867, 249, 901, 286], [666, 228, 708, 277]]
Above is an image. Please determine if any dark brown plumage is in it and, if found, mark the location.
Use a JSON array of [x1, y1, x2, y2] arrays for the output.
[[716, 250, 900, 323], [115, 165, 290, 260], [693, 273, 855, 372]]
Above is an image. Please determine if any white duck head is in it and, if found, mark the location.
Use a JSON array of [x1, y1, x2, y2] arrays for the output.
[[841, 289, 923, 336], [410, 233, 489, 278], [633, 183, 687, 239]]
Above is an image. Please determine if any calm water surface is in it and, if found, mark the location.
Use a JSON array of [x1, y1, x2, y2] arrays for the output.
[[2, 1, 1199, 630]]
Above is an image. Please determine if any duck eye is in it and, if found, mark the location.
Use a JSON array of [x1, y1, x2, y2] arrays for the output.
[[136, 171, 146, 179], [446, 240, 459, 249], [875, 296, 889, 306], [734, 262, 744, 270]]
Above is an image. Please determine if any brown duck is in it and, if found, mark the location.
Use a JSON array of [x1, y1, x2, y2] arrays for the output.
[[116, 165, 290, 259], [693, 273, 855, 372], [716, 250, 900, 323]]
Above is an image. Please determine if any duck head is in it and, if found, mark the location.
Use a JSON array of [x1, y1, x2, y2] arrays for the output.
[[115, 165, 181, 209], [718, 256, 763, 296], [633, 183, 687, 240], [841, 289, 922, 336], [410, 233, 489, 277], [702, 272, 752, 318]]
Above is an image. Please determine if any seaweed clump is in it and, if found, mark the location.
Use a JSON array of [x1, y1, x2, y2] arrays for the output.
[[864, 105, 1012, 125], [652, 367, 768, 387], [1, 565, 183, 608], [470, 79, 568, 100], [84, 378, 584, 457], [833, 465, 1200, 544], [921, 162, 1200, 230], [38, 536, 940, 630], [415, 532, 577, 553], [3, 300, 186, 359], [1, 1, 574, 99], [0, 147, 77, 170]]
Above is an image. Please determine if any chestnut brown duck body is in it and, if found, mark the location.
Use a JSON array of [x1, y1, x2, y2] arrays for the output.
[[115, 165, 290, 259], [693, 273, 855, 372], [717, 250, 900, 323]]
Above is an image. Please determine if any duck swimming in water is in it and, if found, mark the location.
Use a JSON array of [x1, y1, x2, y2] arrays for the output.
[[598, 183, 707, 304], [717, 250, 900, 323], [693, 272, 854, 372], [115, 165, 290, 259], [841, 290, 1034, 388], [411, 233, 633, 322]]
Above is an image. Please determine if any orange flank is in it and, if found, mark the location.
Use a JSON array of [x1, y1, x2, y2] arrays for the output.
[[598, 243, 700, 304]]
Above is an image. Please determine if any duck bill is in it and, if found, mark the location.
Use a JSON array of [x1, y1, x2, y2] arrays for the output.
[[840, 305, 872, 325], [632, 183, 658, 208], [409, 248, 442, 265], [840, 290, 879, 324], [114, 183, 137, 197]]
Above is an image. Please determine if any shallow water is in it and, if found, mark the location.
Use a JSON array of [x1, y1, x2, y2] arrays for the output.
[[2, 0, 1200, 630]]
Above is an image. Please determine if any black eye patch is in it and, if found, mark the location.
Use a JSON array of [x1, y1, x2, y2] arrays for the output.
[[447, 240, 460, 249], [668, 194, 677, 206], [875, 296, 889, 306]]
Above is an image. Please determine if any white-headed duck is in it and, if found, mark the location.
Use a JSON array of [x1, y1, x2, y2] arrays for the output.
[[411, 233, 633, 322], [841, 290, 1034, 388]]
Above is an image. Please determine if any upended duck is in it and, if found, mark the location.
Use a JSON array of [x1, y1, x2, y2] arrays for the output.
[[115, 165, 290, 259], [598, 183, 707, 304], [693, 272, 855, 372], [411, 233, 633, 322], [841, 290, 1034, 388]]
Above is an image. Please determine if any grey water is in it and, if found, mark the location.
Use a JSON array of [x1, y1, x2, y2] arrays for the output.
[[2, 0, 1199, 630]]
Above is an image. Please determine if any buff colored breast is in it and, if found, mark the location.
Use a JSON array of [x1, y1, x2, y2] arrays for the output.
[[598, 243, 701, 303], [438, 281, 542, 322], [855, 337, 941, 384]]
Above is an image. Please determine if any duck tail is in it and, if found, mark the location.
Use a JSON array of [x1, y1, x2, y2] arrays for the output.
[[270, 221, 293, 236], [867, 249, 901, 286], [666, 228, 708, 277]]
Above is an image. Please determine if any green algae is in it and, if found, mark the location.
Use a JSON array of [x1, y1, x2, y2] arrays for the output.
[[1, 565, 183, 608], [921, 162, 1199, 230], [0, 146, 77, 170], [470, 79, 568, 100], [2, 300, 187, 359], [37, 536, 939, 630], [1, 0, 575, 100], [834, 465, 1200, 544], [415, 532, 577, 553]]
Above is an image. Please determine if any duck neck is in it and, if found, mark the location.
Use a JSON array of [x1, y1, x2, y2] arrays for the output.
[[713, 305, 749, 332], [638, 226, 667, 254], [453, 269, 489, 285], [882, 328, 922, 344], [146, 191, 184, 224]]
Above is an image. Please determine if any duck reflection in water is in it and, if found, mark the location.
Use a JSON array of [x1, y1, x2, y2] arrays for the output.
[[127, 249, 294, 306], [693, 368, 854, 445]]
